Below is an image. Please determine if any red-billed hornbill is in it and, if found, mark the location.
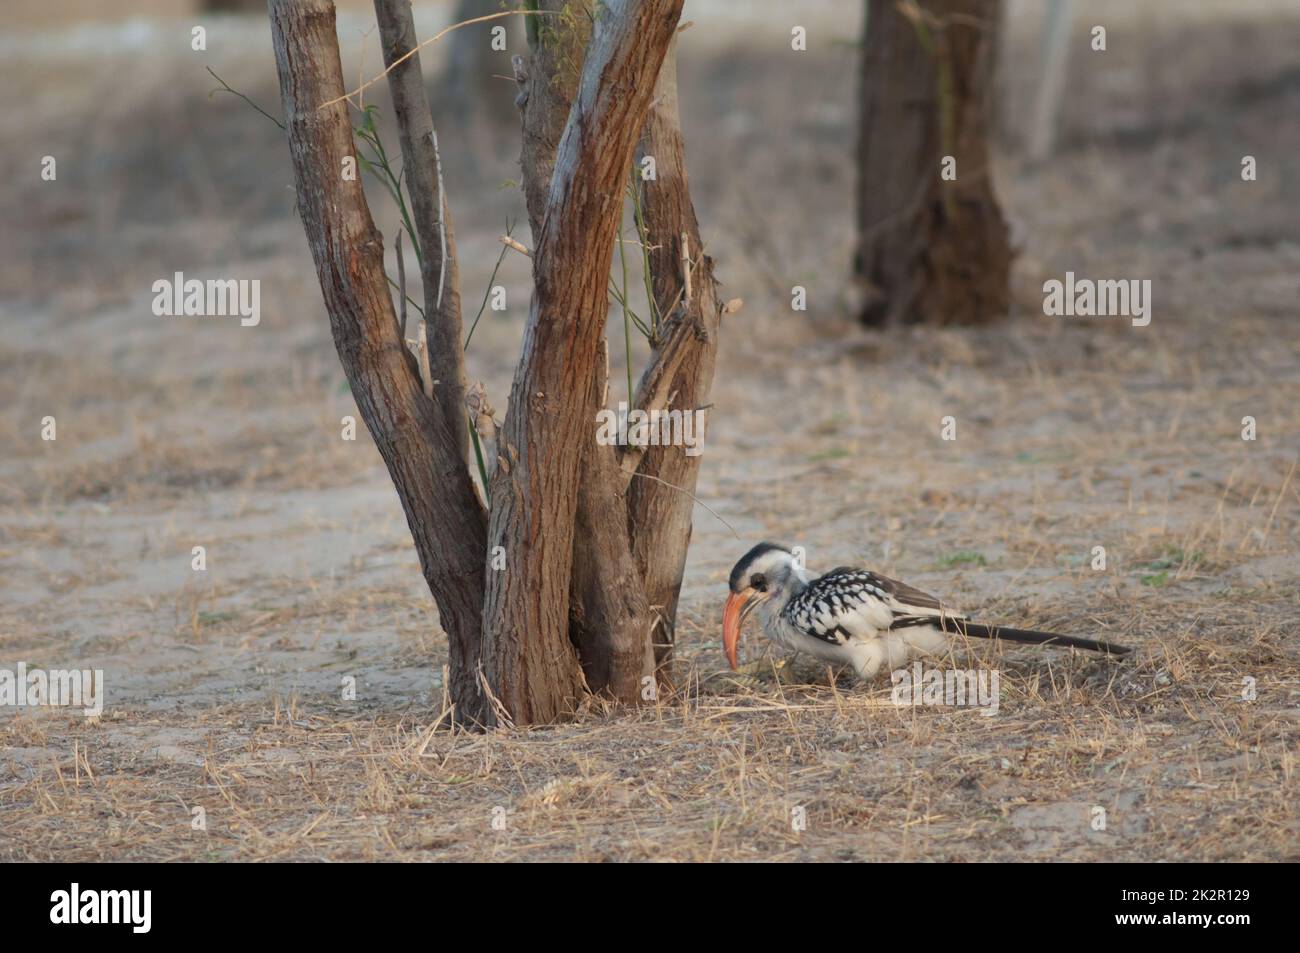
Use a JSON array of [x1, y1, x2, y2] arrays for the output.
[[723, 542, 1131, 680]]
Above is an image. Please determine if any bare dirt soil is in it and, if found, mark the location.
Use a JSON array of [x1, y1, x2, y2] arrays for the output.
[[1, 0, 1296, 861]]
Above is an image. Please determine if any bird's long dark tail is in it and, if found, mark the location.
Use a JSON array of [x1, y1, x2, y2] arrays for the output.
[[935, 618, 1132, 656]]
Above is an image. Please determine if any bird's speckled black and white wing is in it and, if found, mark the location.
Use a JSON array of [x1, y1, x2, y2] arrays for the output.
[[782, 568, 965, 645]]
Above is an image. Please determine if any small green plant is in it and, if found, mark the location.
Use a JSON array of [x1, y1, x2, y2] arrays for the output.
[[1143, 546, 1203, 571], [609, 165, 665, 400], [354, 105, 422, 266], [938, 551, 987, 568], [349, 106, 490, 491], [806, 448, 850, 463], [628, 169, 660, 336]]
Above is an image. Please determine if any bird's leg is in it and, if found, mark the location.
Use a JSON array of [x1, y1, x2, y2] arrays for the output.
[[852, 644, 887, 683]]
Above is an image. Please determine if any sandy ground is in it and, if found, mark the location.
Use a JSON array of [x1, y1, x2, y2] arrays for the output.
[[0, 1, 1297, 861]]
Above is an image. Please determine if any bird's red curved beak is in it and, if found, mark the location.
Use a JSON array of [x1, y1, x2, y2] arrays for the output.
[[723, 590, 757, 670]]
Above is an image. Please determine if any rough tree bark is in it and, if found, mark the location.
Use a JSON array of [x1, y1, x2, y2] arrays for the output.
[[514, 14, 728, 699], [514, 1, 590, 236], [854, 0, 1010, 326], [513, 2, 653, 703], [269, 0, 488, 723], [627, 36, 723, 683], [568, 391, 657, 700], [480, 0, 684, 725]]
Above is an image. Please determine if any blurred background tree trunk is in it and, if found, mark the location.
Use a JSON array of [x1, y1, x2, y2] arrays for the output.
[[200, 0, 264, 10], [854, 0, 1010, 326], [441, 0, 521, 135]]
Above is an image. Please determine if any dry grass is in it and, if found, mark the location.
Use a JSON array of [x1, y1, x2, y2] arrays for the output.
[[2, 631, 1295, 862], [1, 2, 1298, 861]]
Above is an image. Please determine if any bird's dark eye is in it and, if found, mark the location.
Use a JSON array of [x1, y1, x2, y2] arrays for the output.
[[749, 573, 768, 592]]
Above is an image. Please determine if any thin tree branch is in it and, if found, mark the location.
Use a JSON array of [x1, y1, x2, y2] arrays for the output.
[[206, 67, 285, 129], [395, 229, 407, 339], [322, 9, 552, 110], [268, 0, 488, 724], [373, 0, 478, 497]]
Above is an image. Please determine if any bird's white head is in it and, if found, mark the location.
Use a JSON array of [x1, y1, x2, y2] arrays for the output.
[[723, 541, 804, 670]]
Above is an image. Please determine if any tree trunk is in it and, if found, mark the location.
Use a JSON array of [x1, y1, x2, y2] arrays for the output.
[[515, 0, 591, 242], [373, 0, 476, 491], [268, 0, 488, 724], [569, 396, 657, 701], [201, 0, 263, 10], [1026, 0, 1074, 163], [480, 0, 685, 725], [271, 0, 716, 727], [441, 0, 521, 132], [511, 3, 652, 704], [627, 37, 722, 686], [854, 0, 1011, 326]]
